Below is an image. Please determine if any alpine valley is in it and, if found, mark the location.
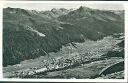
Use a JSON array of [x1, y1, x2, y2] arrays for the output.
[[3, 6, 124, 79]]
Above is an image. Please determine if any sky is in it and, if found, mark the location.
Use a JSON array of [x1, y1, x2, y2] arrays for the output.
[[3, 2, 124, 11]]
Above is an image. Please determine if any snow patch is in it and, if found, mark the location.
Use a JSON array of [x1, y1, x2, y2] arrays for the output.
[[27, 26, 45, 37], [9, 11, 16, 14]]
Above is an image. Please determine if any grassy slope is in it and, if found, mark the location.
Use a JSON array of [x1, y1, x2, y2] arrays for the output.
[[36, 57, 123, 79]]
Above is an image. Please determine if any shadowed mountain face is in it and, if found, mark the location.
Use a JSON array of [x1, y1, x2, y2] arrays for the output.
[[3, 7, 124, 67]]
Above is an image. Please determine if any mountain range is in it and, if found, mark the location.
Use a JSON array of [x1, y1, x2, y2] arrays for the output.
[[3, 6, 124, 67]]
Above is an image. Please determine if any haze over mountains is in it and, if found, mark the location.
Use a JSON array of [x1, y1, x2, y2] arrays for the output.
[[3, 6, 124, 67]]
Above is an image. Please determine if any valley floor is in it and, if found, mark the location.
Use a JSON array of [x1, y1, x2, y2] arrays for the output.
[[3, 35, 124, 79]]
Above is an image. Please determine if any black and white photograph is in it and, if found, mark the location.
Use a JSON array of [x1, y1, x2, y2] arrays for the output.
[[1, 1, 126, 80]]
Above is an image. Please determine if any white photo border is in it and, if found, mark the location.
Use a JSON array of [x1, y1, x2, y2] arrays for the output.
[[0, 1, 127, 82]]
